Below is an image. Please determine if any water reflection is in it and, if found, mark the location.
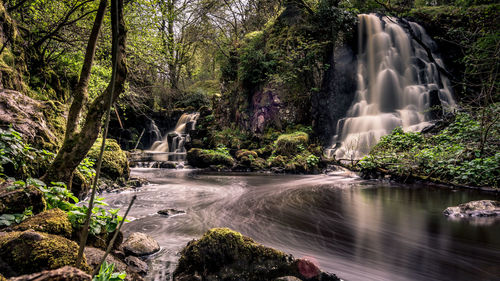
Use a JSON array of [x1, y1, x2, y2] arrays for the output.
[[103, 169, 500, 281]]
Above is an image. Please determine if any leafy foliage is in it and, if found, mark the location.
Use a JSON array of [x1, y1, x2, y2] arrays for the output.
[[19, 177, 125, 235], [0, 207, 33, 227], [359, 110, 500, 187], [93, 261, 126, 281]]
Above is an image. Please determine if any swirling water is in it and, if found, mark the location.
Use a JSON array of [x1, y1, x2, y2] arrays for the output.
[[104, 169, 500, 281]]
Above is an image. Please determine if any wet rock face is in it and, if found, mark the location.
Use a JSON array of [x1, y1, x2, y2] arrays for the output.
[[173, 228, 340, 281], [444, 200, 500, 218], [8, 266, 91, 281], [122, 232, 160, 257]]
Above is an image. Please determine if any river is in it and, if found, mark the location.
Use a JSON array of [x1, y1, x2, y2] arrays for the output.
[[103, 168, 500, 281]]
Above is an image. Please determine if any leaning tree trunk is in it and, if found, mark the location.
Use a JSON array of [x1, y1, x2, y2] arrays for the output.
[[43, 0, 127, 196]]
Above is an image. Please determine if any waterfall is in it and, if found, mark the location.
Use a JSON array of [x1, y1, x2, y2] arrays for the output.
[[328, 14, 455, 160], [149, 112, 199, 153]]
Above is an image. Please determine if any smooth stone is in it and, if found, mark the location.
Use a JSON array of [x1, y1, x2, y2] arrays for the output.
[[122, 232, 160, 257]]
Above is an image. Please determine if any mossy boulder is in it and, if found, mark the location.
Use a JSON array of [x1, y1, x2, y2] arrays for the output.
[[174, 228, 340, 281], [186, 148, 235, 168], [87, 138, 130, 180], [9, 208, 72, 238], [235, 149, 258, 160], [274, 132, 309, 156], [0, 183, 46, 215], [8, 266, 91, 281], [174, 228, 294, 281], [0, 230, 91, 277]]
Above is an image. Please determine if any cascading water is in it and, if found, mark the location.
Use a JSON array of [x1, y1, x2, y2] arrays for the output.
[[149, 112, 199, 153], [329, 14, 455, 160]]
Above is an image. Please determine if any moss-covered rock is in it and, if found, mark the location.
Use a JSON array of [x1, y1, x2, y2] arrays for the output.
[[173, 228, 340, 281], [274, 132, 309, 156], [9, 208, 72, 238], [0, 230, 91, 277], [0, 183, 46, 215], [235, 149, 258, 160], [186, 148, 235, 168], [87, 138, 130, 180], [174, 228, 293, 281]]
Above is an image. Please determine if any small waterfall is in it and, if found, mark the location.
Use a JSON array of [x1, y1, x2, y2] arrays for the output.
[[149, 113, 199, 153], [329, 14, 455, 160]]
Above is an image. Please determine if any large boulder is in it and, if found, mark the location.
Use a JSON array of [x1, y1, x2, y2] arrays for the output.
[[8, 266, 91, 281], [0, 230, 90, 277], [9, 208, 71, 238], [122, 232, 160, 257], [187, 148, 235, 168], [173, 228, 340, 281], [444, 200, 500, 218], [0, 183, 46, 215]]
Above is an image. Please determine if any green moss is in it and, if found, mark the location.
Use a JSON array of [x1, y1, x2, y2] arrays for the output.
[[10, 208, 72, 238], [235, 149, 258, 160], [87, 138, 129, 180], [0, 273, 6, 281], [187, 148, 235, 168], [274, 132, 309, 156], [0, 230, 91, 277], [174, 228, 293, 280]]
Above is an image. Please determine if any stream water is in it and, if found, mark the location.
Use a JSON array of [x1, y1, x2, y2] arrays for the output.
[[104, 169, 500, 281]]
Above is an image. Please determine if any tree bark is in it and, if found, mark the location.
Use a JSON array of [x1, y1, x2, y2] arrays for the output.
[[43, 0, 127, 196], [65, 0, 107, 141]]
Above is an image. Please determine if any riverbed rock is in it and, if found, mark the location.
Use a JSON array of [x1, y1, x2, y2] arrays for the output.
[[173, 228, 340, 281], [8, 266, 91, 281], [0, 183, 46, 215], [0, 230, 90, 277], [443, 200, 500, 218], [158, 208, 185, 217], [8, 208, 71, 238], [122, 232, 160, 257], [125, 256, 148, 275]]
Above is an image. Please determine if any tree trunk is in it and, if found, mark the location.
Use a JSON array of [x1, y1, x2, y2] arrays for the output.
[[43, 0, 127, 196], [65, 0, 107, 141]]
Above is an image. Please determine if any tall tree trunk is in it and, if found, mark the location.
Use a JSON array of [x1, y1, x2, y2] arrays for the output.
[[65, 0, 107, 140], [43, 0, 127, 196]]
